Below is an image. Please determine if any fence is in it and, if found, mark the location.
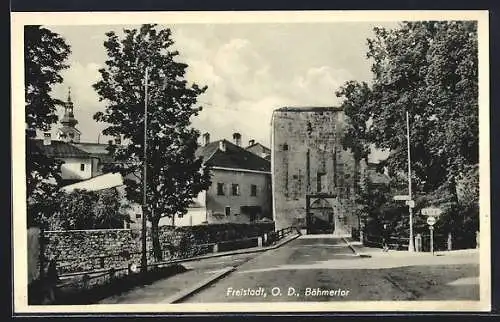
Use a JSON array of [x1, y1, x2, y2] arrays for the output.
[[363, 231, 479, 252], [363, 234, 409, 251]]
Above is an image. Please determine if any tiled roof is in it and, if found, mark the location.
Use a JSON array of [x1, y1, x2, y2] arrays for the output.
[[30, 139, 91, 158], [196, 140, 270, 172], [246, 142, 271, 154], [30, 140, 116, 164], [72, 142, 116, 164]]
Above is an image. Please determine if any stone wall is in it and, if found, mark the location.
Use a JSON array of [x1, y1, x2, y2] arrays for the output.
[[41, 222, 275, 274]]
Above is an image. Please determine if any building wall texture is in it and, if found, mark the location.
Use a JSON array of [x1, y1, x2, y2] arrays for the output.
[[271, 107, 360, 234], [205, 168, 272, 224], [60, 157, 93, 180]]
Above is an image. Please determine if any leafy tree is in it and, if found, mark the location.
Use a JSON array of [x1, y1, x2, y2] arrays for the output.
[[336, 21, 478, 238], [47, 189, 130, 230], [25, 26, 71, 226], [93, 24, 211, 260]]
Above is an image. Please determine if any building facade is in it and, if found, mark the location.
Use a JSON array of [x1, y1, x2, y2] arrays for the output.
[[162, 133, 272, 226], [271, 107, 360, 236]]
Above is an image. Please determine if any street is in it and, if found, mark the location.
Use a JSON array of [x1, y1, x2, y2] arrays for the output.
[[183, 235, 479, 302], [99, 235, 479, 304]]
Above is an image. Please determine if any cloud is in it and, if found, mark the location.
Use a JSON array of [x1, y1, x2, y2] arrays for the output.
[[186, 37, 353, 147], [45, 24, 373, 149]]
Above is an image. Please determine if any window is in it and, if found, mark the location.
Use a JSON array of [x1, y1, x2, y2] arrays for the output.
[[136, 214, 142, 219], [225, 206, 231, 216], [80, 163, 85, 171], [232, 184, 240, 196], [217, 183, 224, 195], [283, 143, 289, 151], [317, 172, 327, 192], [251, 184, 257, 197]]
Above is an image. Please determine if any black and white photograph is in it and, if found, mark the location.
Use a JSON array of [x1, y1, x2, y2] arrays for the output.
[[11, 10, 490, 313]]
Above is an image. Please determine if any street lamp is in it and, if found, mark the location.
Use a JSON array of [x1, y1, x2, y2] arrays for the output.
[[406, 110, 415, 252], [140, 67, 150, 273]]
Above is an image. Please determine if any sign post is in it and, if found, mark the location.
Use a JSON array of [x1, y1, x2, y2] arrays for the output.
[[426, 215, 437, 255]]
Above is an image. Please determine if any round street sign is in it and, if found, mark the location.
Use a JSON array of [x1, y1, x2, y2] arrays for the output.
[[427, 216, 436, 226]]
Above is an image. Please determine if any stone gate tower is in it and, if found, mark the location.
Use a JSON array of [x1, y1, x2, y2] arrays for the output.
[[271, 107, 360, 236]]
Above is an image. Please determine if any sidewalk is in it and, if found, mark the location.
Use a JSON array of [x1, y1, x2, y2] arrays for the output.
[[99, 232, 301, 304], [344, 236, 479, 259]]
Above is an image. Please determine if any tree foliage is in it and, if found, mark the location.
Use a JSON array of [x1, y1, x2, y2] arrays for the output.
[[25, 26, 71, 226], [93, 24, 212, 260], [336, 21, 479, 239], [46, 189, 130, 230]]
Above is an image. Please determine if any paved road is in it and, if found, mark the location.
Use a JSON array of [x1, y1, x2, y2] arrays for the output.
[[98, 235, 479, 304], [99, 252, 260, 304], [183, 235, 479, 302]]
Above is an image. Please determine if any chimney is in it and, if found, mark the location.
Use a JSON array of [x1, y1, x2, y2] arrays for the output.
[[202, 132, 210, 146], [248, 139, 255, 146], [43, 132, 51, 146], [219, 140, 226, 152], [232, 132, 241, 146], [115, 135, 121, 146]]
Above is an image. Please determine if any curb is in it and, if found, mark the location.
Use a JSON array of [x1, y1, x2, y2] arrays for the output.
[[171, 232, 302, 264], [161, 266, 236, 304], [342, 237, 372, 258], [159, 233, 301, 303]]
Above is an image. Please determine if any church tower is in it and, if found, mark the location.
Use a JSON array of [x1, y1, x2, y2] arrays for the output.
[[57, 87, 81, 143]]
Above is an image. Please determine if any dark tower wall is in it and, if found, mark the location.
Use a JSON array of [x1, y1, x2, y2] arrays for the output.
[[271, 107, 360, 234]]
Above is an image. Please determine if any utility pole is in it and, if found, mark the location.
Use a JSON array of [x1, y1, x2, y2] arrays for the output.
[[407, 110, 415, 252], [141, 67, 149, 273]]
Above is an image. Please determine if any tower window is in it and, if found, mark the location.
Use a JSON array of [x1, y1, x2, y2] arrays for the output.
[[317, 172, 327, 192]]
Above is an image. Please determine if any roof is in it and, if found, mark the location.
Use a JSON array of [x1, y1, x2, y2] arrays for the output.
[[366, 168, 391, 185], [60, 172, 124, 193], [71, 142, 116, 164], [30, 139, 116, 164], [30, 139, 91, 158], [58, 126, 81, 134], [274, 106, 343, 113], [196, 139, 270, 172], [245, 142, 271, 154]]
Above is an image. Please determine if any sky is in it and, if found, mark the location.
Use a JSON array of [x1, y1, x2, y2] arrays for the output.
[[45, 22, 399, 160]]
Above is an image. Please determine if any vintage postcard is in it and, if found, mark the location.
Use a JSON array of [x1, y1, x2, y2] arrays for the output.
[[11, 10, 490, 314]]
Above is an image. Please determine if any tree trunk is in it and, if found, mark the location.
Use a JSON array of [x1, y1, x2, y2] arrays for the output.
[[151, 218, 162, 262]]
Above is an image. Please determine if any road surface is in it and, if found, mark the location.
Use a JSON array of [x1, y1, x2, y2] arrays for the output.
[[183, 235, 479, 302], [99, 234, 479, 304]]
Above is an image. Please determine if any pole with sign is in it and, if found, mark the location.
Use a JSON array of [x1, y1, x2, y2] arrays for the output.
[[425, 214, 438, 256]]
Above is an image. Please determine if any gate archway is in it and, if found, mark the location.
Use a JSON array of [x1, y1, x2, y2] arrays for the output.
[[306, 197, 335, 234]]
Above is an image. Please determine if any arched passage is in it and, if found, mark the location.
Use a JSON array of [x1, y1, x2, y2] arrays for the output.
[[307, 198, 335, 234]]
